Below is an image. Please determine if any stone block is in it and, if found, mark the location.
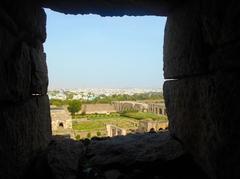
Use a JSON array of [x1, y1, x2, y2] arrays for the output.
[[164, 71, 240, 179], [0, 6, 18, 35], [1, 1, 46, 43], [164, 1, 208, 79], [30, 48, 48, 95], [0, 95, 51, 179], [0, 24, 17, 61], [47, 139, 85, 179], [0, 40, 32, 103], [42, 0, 181, 16], [219, 1, 240, 44], [164, 0, 240, 79], [87, 132, 184, 167], [209, 41, 240, 71], [200, 0, 240, 71]]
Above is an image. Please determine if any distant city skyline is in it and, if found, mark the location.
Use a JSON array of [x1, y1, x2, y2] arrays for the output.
[[44, 9, 166, 89]]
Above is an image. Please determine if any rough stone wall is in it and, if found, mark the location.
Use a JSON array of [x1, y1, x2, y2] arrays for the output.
[[163, 1, 240, 178], [0, 1, 51, 178]]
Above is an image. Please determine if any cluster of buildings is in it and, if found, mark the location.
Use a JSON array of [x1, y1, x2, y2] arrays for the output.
[[48, 88, 162, 100]]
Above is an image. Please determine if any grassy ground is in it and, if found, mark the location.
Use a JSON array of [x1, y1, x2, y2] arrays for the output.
[[74, 113, 120, 119], [72, 112, 167, 140], [72, 116, 138, 132], [120, 112, 167, 121]]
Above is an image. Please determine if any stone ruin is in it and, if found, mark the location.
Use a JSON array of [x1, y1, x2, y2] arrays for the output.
[[0, 0, 239, 179], [106, 124, 127, 137], [148, 103, 167, 115], [113, 101, 149, 112], [137, 120, 169, 133], [51, 106, 72, 131]]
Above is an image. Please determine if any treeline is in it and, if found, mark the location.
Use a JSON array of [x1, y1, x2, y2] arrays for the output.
[[90, 92, 164, 104]]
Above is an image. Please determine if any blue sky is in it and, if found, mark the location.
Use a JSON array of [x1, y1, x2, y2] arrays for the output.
[[44, 9, 166, 89]]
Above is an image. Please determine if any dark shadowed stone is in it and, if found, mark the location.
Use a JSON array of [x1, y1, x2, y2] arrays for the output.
[[30, 48, 48, 95], [199, 0, 240, 71], [0, 1, 46, 43], [164, 0, 240, 79], [164, 71, 240, 179], [104, 169, 122, 179], [164, 1, 209, 79], [0, 95, 51, 179], [199, 0, 225, 47], [41, 0, 184, 16], [0, 6, 18, 35], [24, 138, 85, 179], [0, 41, 31, 103], [26, 134, 209, 179], [0, 24, 17, 62], [87, 132, 183, 167], [209, 41, 240, 71], [47, 138, 85, 179], [219, 1, 240, 44]]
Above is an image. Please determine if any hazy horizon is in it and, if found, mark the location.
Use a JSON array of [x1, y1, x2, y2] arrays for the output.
[[44, 9, 166, 89], [48, 87, 163, 91]]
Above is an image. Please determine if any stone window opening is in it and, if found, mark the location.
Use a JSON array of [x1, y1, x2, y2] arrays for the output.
[[46, 9, 167, 139], [159, 108, 163, 114], [58, 122, 64, 128]]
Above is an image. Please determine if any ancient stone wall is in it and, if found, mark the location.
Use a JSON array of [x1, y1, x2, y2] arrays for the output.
[[0, 1, 51, 178], [163, 1, 240, 178]]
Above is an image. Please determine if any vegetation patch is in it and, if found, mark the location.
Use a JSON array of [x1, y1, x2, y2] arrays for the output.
[[72, 116, 138, 132], [74, 113, 120, 119], [120, 112, 167, 121]]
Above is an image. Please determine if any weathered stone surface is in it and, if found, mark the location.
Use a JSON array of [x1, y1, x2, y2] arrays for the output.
[[30, 48, 48, 95], [41, 0, 183, 16], [87, 132, 183, 167], [0, 27, 48, 101], [26, 133, 209, 179], [164, 2, 240, 178], [200, 0, 240, 71], [0, 6, 18, 35], [164, 71, 240, 179], [209, 41, 240, 71], [0, 95, 51, 179], [0, 24, 17, 62], [0, 1, 46, 43], [47, 138, 85, 179], [164, 0, 240, 79], [219, 1, 240, 44], [0, 40, 31, 102], [104, 169, 122, 179], [164, 1, 209, 79]]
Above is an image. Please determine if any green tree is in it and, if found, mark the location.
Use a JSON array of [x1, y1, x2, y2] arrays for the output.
[[96, 131, 101, 137], [67, 100, 81, 116], [50, 99, 64, 107], [87, 132, 91, 139], [75, 134, 81, 140]]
